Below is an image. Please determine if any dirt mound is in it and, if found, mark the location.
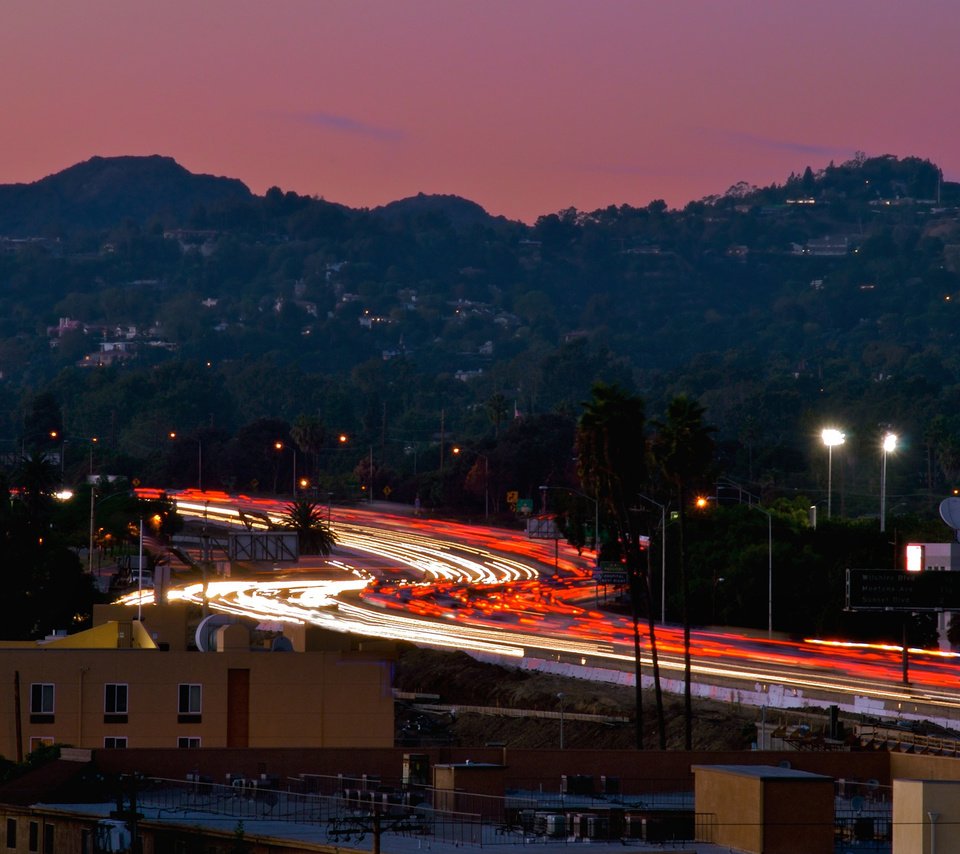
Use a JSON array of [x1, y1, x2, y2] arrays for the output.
[[394, 647, 757, 750]]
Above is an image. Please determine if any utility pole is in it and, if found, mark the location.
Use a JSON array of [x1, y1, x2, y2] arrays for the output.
[[439, 409, 445, 474], [89, 486, 96, 575]]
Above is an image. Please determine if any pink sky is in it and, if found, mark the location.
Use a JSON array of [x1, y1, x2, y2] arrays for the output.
[[2, 0, 957, 223]]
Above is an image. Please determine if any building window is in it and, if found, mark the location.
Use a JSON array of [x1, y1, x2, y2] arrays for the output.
[[6, 818, 16, 848], [177, 736, 201, 749], [42, 824, 53, 854], [103, 737, 127, 749], [177, 684, 202, 723], [104, 683, 128, 723], [28, 821, 38, 853], [28, 737, 54, 753], [29, 683, 54, 723]]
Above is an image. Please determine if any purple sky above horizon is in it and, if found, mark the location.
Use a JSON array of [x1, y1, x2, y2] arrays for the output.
[[3, 0, 957, 223]]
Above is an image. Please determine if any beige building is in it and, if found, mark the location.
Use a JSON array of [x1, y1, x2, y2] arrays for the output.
[[693, 764, 834, 854], [0, 605, 394, 760], [893, 778, 960, 854]]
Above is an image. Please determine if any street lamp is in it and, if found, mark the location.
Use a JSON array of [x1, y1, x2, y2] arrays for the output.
[[89, 436, 98, 479], [49, 430, 65, 481], [273, 440, 298, 497], [716, 479, 774, 638], [636, 495, 667, 624], [880, 432, 897, 533], [169, 432, 203, 492], [452, 446, 489, 520], [821, 428, 845, 519], [88, 487, 135, 575]]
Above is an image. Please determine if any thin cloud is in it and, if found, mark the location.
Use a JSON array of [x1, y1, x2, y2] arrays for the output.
[[294, 111, 405, 142], [708, 130, 852, 160]]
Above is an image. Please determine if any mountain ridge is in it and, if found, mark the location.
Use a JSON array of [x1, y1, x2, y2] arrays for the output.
[[0, 155, 253, 236], [0, 155, 514, 237]]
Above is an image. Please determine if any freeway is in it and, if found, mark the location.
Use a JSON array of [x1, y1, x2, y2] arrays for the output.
[[125, 489, 960, 725]]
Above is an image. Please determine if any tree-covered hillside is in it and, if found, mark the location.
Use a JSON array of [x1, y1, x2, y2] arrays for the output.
[[0, 152, 959, 521]]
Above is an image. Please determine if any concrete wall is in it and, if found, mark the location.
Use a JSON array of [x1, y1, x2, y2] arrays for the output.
[[0, 646, 393, 756], [893, 779, 960, 854], [86, 745, 898, 798], [695, 768, 762, 852]]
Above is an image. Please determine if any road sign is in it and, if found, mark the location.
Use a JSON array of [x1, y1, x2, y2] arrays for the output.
[[595, 561, 629, 585], [846, 568, 960, 612], [229, 531, 299, 563], [516, 498, 533, 515], [506, 490, 519, 504]]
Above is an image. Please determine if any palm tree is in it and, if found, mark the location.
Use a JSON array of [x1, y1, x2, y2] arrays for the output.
[[576, 382, 665, 749], [279, 499, 336, 555], [13, 452, 59, 533], [652, 395, 716, 750]]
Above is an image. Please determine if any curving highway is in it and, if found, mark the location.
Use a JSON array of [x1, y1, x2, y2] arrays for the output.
[[123, 489, 960, 727]]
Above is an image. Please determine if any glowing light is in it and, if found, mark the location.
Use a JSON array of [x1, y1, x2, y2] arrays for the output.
[[906, 543, 923, 573], [821, 428, 845, 447]]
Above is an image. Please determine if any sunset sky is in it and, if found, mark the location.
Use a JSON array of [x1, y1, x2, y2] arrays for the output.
[[2, 0, 957, 223]]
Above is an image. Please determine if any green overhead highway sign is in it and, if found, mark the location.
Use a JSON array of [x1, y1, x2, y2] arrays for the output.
[[846, 568, 960, 612]]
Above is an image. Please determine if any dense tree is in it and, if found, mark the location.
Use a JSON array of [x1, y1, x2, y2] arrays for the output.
[[576, 383, 665, 748]]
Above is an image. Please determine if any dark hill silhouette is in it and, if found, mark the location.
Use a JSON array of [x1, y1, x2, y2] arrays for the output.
[[0, 155, 252, 236], [373, 192, 513, 230]]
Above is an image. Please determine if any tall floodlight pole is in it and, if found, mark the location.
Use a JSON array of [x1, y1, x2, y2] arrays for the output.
[[880, 432, 897, 533], [822, 428, 845, 519]]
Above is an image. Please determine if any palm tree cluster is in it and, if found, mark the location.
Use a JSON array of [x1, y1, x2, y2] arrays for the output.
[[576, 383, 716, 750]]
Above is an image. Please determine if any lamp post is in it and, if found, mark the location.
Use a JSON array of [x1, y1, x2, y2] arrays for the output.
[[272, 440, 299, 497], [169, 432, 203, 491], [452, 446, 490, 520], [49, 430, 65, 481], [636, 495, 667, 623], [137, 517, 144, 621], [88, 487, 136, 575], [821, 428, 845, 519], [716, 478, 774, 637], [880, 432, 897, 533], [89, 437, 98, 479]]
